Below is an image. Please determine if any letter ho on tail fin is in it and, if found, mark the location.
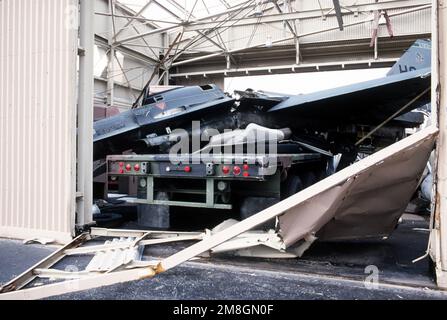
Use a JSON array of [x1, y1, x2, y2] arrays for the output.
[[387, 39, 431, 76]]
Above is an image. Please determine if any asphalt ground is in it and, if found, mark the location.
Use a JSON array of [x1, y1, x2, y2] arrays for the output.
[[1, 215, 447, 300]]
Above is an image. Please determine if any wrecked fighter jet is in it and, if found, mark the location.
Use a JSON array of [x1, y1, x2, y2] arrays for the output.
[[94, 39, 431, 169]]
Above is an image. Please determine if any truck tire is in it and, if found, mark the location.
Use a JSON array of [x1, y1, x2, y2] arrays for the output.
[[93, 213, 123, 228], [282, 175, 304, 199], [300, 170, 317, 189], [239, 197, 278, 230]]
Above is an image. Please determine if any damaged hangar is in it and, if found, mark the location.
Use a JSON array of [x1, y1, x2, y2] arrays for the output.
[[1, 0, 447, 300]]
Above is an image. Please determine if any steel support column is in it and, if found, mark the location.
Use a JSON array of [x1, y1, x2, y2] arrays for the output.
[[432, 0, 447, 289], [106, 47, 115, 106], [77, 0, 95, 227], [107, 0, 116, 107], [162, 32, 170, 85]]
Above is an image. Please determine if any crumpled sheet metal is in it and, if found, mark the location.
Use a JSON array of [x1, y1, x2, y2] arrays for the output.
[[279, 127, 437, 247], [86, 237, 144, 272], [208, 219, 291, 258]]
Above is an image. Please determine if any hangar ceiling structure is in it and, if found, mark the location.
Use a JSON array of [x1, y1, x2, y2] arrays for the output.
[[99, 0, 431, 91]]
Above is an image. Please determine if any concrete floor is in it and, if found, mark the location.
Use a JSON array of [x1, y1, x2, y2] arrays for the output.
[[1, 216, 447, 300]]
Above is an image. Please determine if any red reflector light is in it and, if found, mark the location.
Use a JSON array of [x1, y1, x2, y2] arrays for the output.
[[119, 168, 124, 174], [134, 164, 140, 172], [243, 172, 250, 177], [222, 166, 230, 175], [119, 162, 124, 167], [233, 166, 241, 176], [243, 164, 249, 171], [125, 164, 131, 171], [184, 166, 191, 173]]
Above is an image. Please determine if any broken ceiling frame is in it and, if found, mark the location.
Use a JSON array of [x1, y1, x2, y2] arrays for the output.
[[0, 126, 438, 300], [108, 0, 430, 72], [0, 228, 202, 296], [0, 233, 91, 294], [170, 4, 430, 68], [0, 225, 291, 299]]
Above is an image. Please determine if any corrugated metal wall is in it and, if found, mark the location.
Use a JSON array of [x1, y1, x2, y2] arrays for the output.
[[0, 0, 78, 243]]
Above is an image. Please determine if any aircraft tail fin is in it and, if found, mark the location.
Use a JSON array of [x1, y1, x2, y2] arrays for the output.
[[387, 39, 431, 76]]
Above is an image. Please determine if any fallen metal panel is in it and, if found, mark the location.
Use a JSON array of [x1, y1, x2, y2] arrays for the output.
[[0, 268, 156, 300], [89, 227, 202, 238], [64, 235, 204, 255], [159, 126, 438, 272], [85, 237, 143, 273], [208, 219, 288, 256], [0, 233, 90, 293], [279, 127, 437, 246]]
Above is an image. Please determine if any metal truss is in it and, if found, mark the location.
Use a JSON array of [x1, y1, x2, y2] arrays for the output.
[[96, 0, 431, 87]]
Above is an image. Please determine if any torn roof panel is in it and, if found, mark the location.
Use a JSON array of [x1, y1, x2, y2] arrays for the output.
[[279, 127, 437, 246]]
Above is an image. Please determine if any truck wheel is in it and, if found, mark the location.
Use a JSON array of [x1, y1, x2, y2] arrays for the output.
[[300, 170, 317, 188], [93, 213, 123, 228], [282, 175, 304, 199], [239, 197, 278, 230]]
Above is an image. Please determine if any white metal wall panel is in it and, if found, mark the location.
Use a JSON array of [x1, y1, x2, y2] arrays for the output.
[[0, 0, 78, 243]]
